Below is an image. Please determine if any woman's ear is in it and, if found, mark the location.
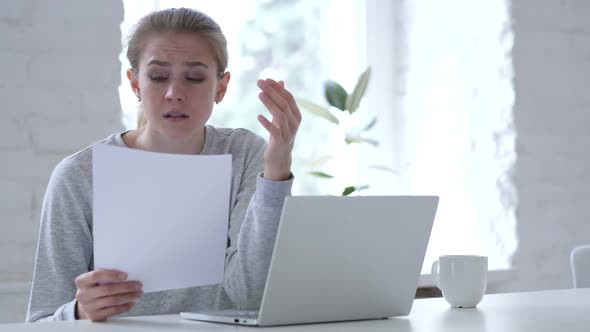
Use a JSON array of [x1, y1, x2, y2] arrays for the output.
[[127, 69, 141, 100], [215, 72, 231, 103]]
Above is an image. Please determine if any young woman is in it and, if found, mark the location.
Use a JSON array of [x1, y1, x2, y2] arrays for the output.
[[26, 7, 301, 322]]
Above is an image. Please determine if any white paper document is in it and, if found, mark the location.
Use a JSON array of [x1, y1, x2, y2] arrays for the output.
[[92, 144, 232, 293]]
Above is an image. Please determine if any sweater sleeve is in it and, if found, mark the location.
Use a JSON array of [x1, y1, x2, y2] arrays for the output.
[[222, 136, 293, 309], [26, 157, 93, 322]]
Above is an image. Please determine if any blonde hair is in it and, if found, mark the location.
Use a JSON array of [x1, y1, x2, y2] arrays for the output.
[[126, 8, 228, 128]]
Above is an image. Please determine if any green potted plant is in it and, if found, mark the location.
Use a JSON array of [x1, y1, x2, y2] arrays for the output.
[[297, 67, 382, 195]]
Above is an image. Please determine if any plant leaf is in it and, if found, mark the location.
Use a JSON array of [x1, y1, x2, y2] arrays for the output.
[[345, 136, 379, 146], [307, 171, 335, 179], [296, 98, 339, 125], [360, 117, 377, 132], [368, 165, 397, 174], [342, 186, 355, 196], [357, 184, 370, 192], [345, 67, 371, 114], [342, 185, 370, 196], [324, 80, 348, 111], [309, 155, 335, 169]]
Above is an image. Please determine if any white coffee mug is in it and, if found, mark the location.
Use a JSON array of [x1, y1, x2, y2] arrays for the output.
[[431, 255, 488, 308]]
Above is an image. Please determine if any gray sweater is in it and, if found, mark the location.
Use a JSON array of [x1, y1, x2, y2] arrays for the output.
[[26, 126, 293, 322]]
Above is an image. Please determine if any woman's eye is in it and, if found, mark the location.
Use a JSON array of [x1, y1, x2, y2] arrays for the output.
[[150, 76, 167, 82], [186, 77, 205, 83]]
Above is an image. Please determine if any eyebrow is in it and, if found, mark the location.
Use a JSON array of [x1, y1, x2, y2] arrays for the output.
[[147, 59, 209, 68]]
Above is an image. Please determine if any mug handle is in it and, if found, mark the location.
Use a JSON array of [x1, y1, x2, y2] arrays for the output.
[[431, 260, 441, 289]]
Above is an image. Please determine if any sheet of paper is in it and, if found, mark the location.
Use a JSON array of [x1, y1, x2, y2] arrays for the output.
[[92, 143, 232, 293]]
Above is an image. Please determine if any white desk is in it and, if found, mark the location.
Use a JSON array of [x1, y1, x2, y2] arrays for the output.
[[3, 288, 589, 331]]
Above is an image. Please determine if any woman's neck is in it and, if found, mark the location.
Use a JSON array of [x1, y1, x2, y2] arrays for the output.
[[125, 126, 206, 155]]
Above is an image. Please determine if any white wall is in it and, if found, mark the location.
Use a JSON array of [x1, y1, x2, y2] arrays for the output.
[[0, 0, 124, 323], [494, 0, 590, 293]]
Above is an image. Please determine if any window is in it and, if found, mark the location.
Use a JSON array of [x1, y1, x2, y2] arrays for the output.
[[120, 0, 517, 274], [363, 0, 516, 273]]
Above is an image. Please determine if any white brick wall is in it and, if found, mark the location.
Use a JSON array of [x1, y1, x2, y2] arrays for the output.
[[0, 0, 124, 322], [496, 0, 590, 292]]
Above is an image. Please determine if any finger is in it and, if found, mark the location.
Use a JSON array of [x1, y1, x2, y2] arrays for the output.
[[291, 97, 302, 124], [257, 114, 280, 138], [78, 281, 142, 304], [269, 79, 302, 124], [257, 87, 297, 137], [257, 79, 291, 115], [258, 92, 290, 137], [262, 79, 302, 125], [76, 270, 128, 289], [87, 301, 137, 322], [88, 290, 143, 312]]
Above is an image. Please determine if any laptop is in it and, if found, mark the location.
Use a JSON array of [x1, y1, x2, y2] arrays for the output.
[[180, 195, 439, 326]]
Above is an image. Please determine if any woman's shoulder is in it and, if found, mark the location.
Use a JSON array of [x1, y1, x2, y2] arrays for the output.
[[210, 126, 264, 141], [51, 133, 122, 180], [207, 126, 267, 152]]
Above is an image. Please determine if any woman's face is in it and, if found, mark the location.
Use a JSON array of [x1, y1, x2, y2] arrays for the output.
[[129, 32, 229, 139]]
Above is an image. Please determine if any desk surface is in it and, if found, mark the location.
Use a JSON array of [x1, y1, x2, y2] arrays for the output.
[[3, 288, 590, 331]]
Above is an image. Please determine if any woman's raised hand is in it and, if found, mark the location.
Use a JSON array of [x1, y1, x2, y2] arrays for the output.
[[256, 79, 302, 181]]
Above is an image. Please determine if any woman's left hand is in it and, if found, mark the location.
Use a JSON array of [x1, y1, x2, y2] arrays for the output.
[[257, 78, 302, 181]]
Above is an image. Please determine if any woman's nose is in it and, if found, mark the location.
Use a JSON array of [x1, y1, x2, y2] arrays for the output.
[[166, 81, 185, 101]]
